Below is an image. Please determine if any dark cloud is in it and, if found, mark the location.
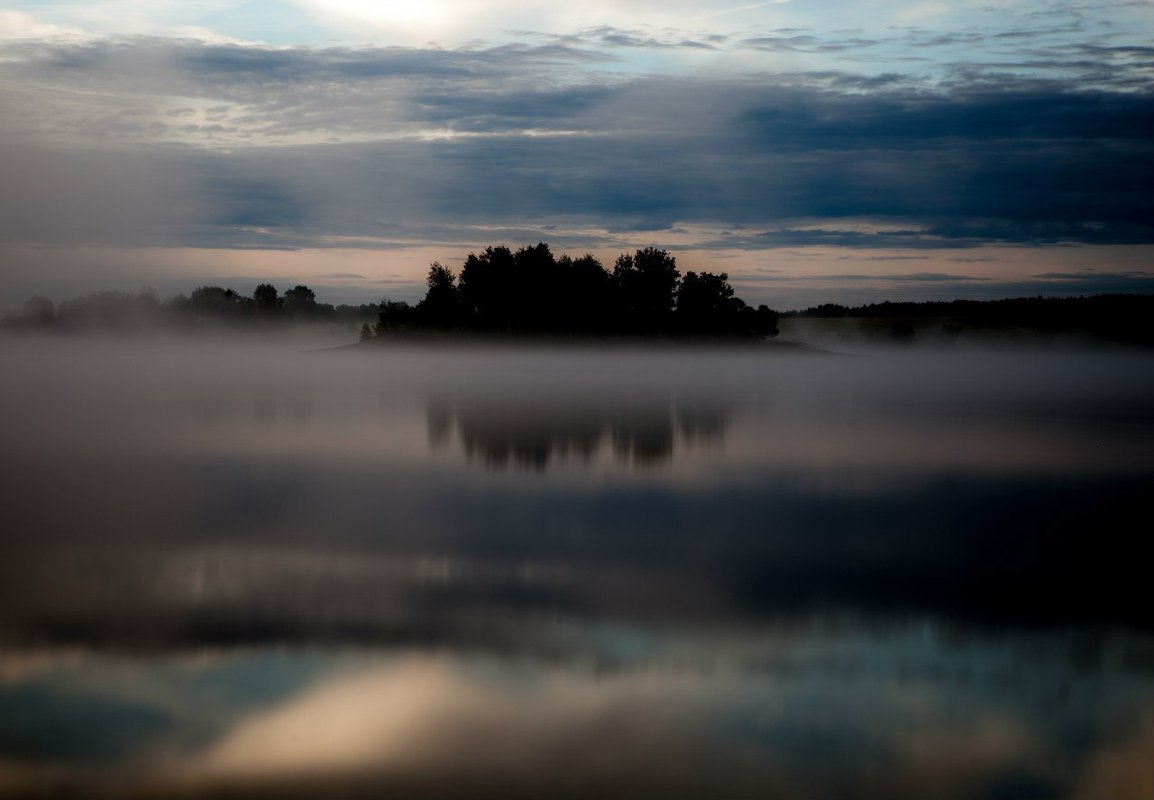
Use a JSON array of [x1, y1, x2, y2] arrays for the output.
[[738, 84, 1154, 143], [968, 275, 1154, 296], [741, 34, 882, 53], [812, 273, 993, 282], [725, 230, 983, 250], [856, 255, 931, 261], [908, 31, 988, 48], [1032, 270, 1154, 283], [564, 25, 724, 51], [204, 172, 310, 231], [410, 84, 618, 131], [678, 39, 721, 50], [1079, 43, 1154, 57], [742, 34, 822, 50], [33, 39, 613, 83], [822, 71, 912, 90], [990, 21, 1086, 40]]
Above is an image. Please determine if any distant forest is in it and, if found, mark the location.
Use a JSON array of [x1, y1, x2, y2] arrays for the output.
[[4, 283, 379, 334], [787, 294, 1154, 345]]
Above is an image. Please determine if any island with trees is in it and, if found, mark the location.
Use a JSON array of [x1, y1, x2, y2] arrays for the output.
[[5, 242, 1153, 346], [372, 244, 779, 341]]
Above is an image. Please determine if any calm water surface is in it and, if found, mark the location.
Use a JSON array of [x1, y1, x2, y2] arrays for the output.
[[1, 336, 1152, 799]]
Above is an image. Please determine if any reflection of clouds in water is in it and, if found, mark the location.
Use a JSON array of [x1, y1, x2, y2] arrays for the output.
[[1072, 710, 1154, 800], [5, 453, 1154, 647], [173, 645, 1154, 799], [194, 659, 479, 778], [1, 629, 1152, 798], [0, 545, 731, 649], [192, 657, 695, 783]]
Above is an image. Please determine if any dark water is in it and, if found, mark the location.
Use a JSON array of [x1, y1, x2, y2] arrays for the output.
[[1, 337, 1153, 799]]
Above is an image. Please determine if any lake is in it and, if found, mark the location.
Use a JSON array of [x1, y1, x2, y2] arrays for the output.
[[1, 334, 1152, 799]]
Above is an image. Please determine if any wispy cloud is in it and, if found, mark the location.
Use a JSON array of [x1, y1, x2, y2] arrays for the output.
[[1033, 270, 1154, 282], [810, 272, 993, 282]]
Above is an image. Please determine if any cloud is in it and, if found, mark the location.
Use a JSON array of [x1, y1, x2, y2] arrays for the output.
[[1033, 270, 1154, 280], [810, 272, 992, 282], [1071, 710, 1154, 800], [563, 25, 723, 50], [1024, 270, 1154, 294], [741, 33, 882, 52], [0, 10, 89, 41]]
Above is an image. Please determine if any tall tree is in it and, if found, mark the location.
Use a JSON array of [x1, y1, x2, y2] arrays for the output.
[[677, 271, 735, 333], [556, 253, 611, 332], [459, 245, 516, 330], [511, 243, 558, 331], [253, 283, 279, 311], [282, 285, 317, 315], [613, 247, 680, 333], [417, 262, 462, 328]]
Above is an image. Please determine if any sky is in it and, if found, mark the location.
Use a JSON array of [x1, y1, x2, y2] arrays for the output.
[[1, 0, 1152, 309]]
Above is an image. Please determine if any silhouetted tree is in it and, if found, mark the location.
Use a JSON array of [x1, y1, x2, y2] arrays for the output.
[[21, 296, 55, 326], [677, 271, 735, 333], [185, 286, 243, 318], [253, 283, 278, 311], [753, 305, 779, 337], [796, 303, 850, 318], [556, 253, 612, 333], [459, 245, 517, 331], [334, 302, 381, 326], [277, 284, 343, 321], [417, 262, 463, 328], [190, 286, 236, 305], [613, 247, 680, 333], [511, 243, 559, 331], [376, 299, 413, 334], [282, 285, 316, 313]]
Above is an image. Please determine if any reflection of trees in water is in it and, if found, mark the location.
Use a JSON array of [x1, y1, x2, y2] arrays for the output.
[[609, 412, 674, 467], [427, 396, 729, 470], [676, 405, 727, 445]]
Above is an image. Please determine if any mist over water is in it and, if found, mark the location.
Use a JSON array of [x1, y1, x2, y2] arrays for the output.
[[1, 334, 1153, 799]]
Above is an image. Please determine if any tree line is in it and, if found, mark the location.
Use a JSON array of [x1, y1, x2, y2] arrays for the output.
[[4, 284, 379, 333], [784, 294, 1154, 345], [372, 244, 779, 339]]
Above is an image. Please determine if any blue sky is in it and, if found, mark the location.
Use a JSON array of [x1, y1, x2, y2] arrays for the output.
[[1, 0, 1152, 308]]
